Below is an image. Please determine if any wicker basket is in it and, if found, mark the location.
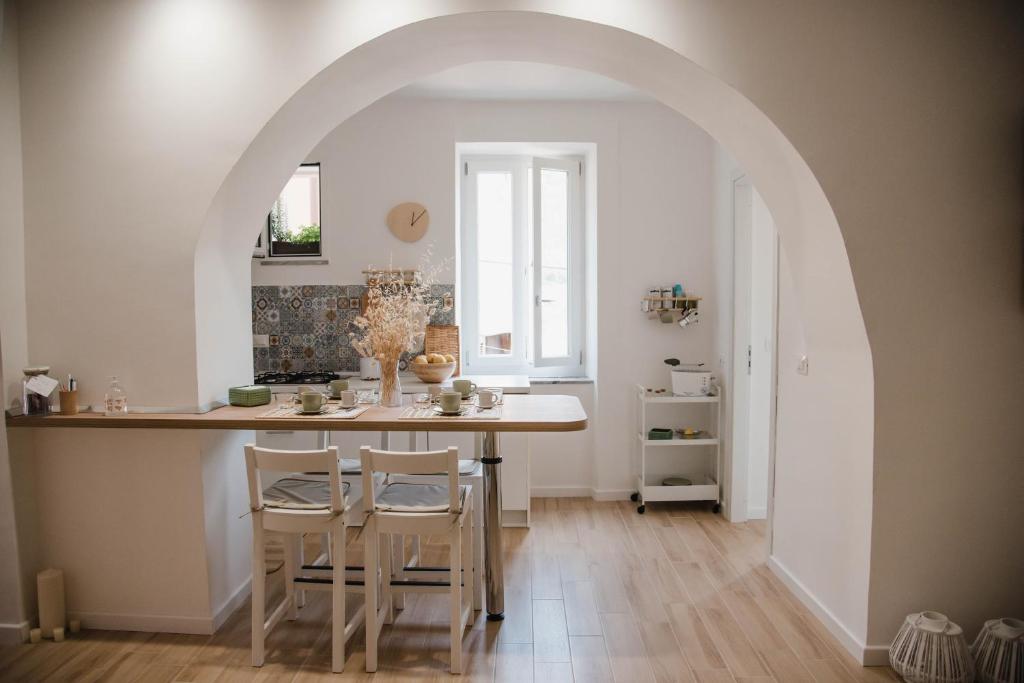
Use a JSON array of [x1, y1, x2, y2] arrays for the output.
[[972, 618, 1024, 683], [425, 325, 460, 377], [890, 611, 974, 683]]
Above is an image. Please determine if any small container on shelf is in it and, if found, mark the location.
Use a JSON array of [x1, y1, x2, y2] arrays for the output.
[[22, 367, 55, 416], [104, 376, 128, 416], [58, 390, 78, 416]]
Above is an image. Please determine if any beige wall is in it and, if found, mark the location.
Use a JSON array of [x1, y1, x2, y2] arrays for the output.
[[0, 0, 31, 640], [5, 0, 1022, 654], [0, 0, 26, 406]]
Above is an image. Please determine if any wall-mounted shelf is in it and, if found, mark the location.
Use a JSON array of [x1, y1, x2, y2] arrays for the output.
[[642, 296, 701, 321]]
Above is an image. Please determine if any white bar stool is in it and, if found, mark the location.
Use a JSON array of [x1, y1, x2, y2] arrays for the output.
[[386, 457, 484, 610], [360, 446, 475, 674], [244, 444, 368, 673]]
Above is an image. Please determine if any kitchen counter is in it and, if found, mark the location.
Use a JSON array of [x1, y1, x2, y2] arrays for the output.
[[6, 394, 583, 433], [326, 373, 530, 395]]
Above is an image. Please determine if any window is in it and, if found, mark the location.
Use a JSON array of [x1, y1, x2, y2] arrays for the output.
[[267, 163, 321, 257], [460, 155, 584, 376]]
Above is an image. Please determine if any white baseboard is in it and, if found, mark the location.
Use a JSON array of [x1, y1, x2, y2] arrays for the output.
[[69, 577, 252, 636], [68, 609, 216, 635], [0, 620, 31, 644], [531, 486, 592, 498], [747, 506, 768, 519], [528, 488, 633, 501], [211, 577, 251, 632], [591, 488, 632, 501], [767, 556, 873, 665]]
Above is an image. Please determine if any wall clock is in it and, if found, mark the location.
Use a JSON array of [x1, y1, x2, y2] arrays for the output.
[[386, 202, 429, 242]]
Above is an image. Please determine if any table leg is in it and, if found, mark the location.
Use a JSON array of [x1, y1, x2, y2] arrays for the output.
[[481, 431, 504, 620]]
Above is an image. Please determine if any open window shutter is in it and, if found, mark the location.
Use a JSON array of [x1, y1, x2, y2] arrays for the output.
[[531, 157, 580, 368]]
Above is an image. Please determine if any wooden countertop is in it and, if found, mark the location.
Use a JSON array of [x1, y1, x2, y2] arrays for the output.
[[5, 395, 587, 433]]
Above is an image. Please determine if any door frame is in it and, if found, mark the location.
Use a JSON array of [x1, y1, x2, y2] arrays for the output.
[[729, 174, 780, 540]]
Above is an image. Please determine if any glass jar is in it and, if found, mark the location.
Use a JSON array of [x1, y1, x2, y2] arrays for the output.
[[22, 366, 53, 416], [104, 376, 128, 416]]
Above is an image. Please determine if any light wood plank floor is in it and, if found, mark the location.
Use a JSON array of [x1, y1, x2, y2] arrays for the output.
[[0, 499, 897, 682]]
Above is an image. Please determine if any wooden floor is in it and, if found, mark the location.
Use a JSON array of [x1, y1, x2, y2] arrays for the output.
[[0, 499, 897, 682]]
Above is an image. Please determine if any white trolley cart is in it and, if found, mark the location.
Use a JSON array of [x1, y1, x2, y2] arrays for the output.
[[631, 384, 722, 514]]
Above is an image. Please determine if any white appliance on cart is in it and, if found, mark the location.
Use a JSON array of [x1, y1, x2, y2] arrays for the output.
[[631, 383, 722, 514]]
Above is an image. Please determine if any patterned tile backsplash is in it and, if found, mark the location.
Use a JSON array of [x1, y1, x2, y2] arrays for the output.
[[252, 284, 456, 373]]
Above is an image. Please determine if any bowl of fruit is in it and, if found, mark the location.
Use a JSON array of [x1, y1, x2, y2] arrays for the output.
[[410, 353, 457, 383]]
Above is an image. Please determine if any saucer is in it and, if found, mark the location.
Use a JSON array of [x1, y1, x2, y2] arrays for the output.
[[299, 407, 328, 415], [433, 405, 465, 416]]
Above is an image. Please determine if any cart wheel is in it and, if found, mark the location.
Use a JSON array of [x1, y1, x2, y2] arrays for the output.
[[711, 502, 722, 514], [630, 492, 639, 502], [637, 505, 646, 514]]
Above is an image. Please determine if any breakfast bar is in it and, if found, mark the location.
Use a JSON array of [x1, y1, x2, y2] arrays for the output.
[[7, 394, 587, 622]]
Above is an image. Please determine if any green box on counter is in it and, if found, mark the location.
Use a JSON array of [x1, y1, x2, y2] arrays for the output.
[[228, 385, 272, 407], [647, 428, 674, 440]]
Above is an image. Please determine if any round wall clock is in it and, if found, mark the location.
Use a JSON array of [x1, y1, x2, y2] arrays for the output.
[[386, 202, 430, 242]]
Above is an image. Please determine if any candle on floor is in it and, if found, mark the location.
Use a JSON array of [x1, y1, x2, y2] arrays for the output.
[[53, 627, 65, 642], [29, 628, 41, 643], [69, 619, 81, 634], [37, 568, 66, 637]]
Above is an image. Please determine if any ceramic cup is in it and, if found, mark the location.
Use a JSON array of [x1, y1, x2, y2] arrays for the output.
[[301, 392, 327, 413], [478, 389, 498, 408], [339, 389, 358, 408], [329, 379, 348, 397], [452, 379, 477, 397], [439, 391, 462, 414]]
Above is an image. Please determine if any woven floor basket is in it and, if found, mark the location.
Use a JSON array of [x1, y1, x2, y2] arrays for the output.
[[971, 617, 1024, 683], [890, 611, 974, 683]]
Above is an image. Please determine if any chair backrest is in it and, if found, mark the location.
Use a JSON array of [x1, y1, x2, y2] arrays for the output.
[[244, 444, 345, 514], [360, 446, 460, 513]]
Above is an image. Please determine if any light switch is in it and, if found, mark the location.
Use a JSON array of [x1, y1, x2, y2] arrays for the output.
[[797, 355, 809, 375], [253, 334, 270, 348]]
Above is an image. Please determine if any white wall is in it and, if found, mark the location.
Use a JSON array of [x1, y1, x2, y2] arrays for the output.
[[0, 0, 31, 641], [6, 1, 1021, 659], [0, 0, 27, 408], [253, 97, 717, 495]]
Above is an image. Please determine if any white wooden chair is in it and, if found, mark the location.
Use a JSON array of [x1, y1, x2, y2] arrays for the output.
[[360, 446, 475, 674], [244, 444, 368, 673], [385, 457, 484, 611]]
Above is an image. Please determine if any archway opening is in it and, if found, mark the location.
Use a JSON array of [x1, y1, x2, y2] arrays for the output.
[[194, 10, 875, 649]]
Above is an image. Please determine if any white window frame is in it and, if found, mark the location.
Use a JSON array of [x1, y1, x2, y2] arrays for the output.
[[460, 154, 585, 377]]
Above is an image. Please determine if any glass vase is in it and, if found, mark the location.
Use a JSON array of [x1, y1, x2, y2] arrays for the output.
[[378, 356, 403, 407]]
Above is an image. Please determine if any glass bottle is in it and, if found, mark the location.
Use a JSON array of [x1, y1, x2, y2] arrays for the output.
[[104, 376, 128, 416]]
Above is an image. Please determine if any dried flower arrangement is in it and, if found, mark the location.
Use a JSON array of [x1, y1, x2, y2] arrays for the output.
[[348, 250, 450, 406]]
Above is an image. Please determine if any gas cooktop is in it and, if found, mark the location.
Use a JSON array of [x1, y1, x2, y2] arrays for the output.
[[254, 371, 341, 385]]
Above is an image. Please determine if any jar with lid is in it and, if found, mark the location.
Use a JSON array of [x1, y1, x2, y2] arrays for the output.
[[104, 376, 128, 416], [22, 366, 53, 416]]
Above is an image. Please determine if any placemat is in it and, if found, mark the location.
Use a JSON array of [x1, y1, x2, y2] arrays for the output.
[[399, 405, 502, 420], [258, 404, 369, 419]]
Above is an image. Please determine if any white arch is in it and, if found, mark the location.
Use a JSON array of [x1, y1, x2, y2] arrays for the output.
[[194, 10, 874, 644]]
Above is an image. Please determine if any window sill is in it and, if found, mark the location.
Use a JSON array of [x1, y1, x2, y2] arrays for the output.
[[528, 376, 594, 385], [257, 259, 329, 266]]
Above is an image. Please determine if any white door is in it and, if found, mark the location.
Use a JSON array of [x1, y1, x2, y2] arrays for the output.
[[747, 190, 778, 520], [730, 178, 778, 522], [731, 178, 754, 521]]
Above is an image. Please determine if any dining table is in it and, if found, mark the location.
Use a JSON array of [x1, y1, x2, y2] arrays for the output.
[[6, 393, 588, 621]]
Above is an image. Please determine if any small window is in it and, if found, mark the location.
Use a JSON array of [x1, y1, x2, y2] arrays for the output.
[[460, 154, 584, 376], [267, 163, 321, 257]]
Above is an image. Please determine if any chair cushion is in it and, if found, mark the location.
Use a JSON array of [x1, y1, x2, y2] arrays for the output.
[[342, 458, 479, 476], [262, 476, 349, 510], [374, 482, 468, 513]]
